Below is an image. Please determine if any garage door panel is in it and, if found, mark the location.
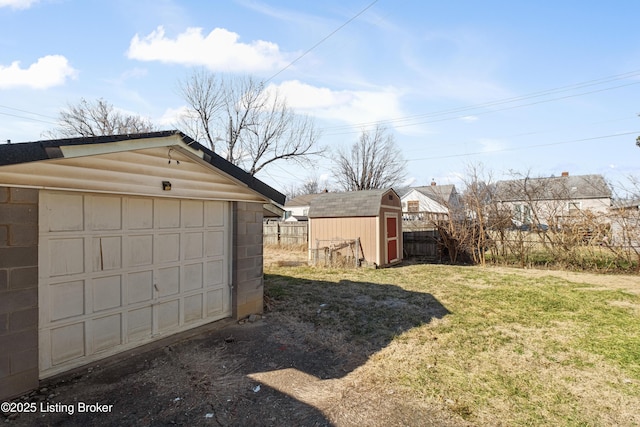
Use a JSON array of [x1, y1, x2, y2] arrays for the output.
[[127, 307, 152, 341], [49, 238, 84, 276], [93, 236, 122, 271], [128, 235, 153, 267], [128, 198, 153, 229], [184, 232, 204, 259], [92, 275, 122, 312], [205, 201, 225, 227], [183, 263, 203, 291], [92, 314, 122, 353], [45, 193, 84, 232], [40, 192, 231, 378], [157, 266, 180, 296], [127, 270, 153, 303], [90, 196, 122, 230], [155, 199, 180, 228], [184, 294, 203, 323], [206, 260, 224, 287], [157, 299, 180, 332], [182, 200, 204, 227], [155, 233, 180, 263], [50, 323, 85, 365], [50, 280, 85, 321], [205, 231, 225, 257], [207, 289, 224, 316]]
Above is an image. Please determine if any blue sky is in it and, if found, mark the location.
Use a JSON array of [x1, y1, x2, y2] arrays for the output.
[[2, 0, 640, 196]]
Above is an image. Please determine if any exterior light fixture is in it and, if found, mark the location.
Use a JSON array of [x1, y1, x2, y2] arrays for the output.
[[162, 181, 172, 191]]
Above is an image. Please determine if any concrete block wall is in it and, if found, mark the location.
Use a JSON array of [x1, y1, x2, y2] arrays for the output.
[[0, 187, 39, 400], [232, 202, 264, 319]]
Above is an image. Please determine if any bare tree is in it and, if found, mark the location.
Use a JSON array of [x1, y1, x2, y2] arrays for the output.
[[45, 98, 156, 138], [332, 125, 406, 191], [177, 70, 322, 175]]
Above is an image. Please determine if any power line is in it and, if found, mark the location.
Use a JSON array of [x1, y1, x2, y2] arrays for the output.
[[0, 110, 58, 125], [406, 130, 640, 162], [265, 0, 380, 83], [319, 69, 640, 135]]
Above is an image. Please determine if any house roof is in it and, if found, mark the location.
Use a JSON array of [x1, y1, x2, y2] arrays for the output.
[[308, 188, 398, 218], [411, 184, 457, 203], [285, 192, 324, 207], [494, 174, 611, 202], [401, 188, 449, 213], [0, 130, 285, 205]]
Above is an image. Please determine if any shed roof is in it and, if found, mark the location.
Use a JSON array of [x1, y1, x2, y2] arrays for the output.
[[308, 188, 397, 218], [494, 174, 611, 202], [0, 130, 285, 205]]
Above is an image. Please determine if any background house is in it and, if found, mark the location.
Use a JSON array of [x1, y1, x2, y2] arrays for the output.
[[283, 192, 324, 221], [0, 131, 284, 399], [494, 172, 612, 228], [400, 185, 452, 223], [307, 189, 402, 267]]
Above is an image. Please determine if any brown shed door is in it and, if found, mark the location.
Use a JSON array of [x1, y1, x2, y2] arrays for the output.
[[386, 215, 398, 264]]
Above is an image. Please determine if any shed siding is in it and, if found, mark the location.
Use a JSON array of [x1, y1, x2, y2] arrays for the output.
[[309, 217, 378, 264]]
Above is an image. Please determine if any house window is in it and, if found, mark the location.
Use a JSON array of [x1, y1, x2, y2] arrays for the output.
[[514, 204, 531, 224], [407, 200, 419, 212], [568, 201, 581, 214]]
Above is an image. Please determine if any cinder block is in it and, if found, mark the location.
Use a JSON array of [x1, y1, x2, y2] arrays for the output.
[[0, 288, 37, 315], [1, 204, 37, 225], [0, 247, 38, 268], [0, 354, 9, 378], [9, 188, 38, 204], [0, 226, 7, 248], [0, 329, 37, 354], [9, 348, 38, 375], [0, 187, 8, 203], [9, 267, 38, 290], [0, 269, 7, 291], [8, 308, 37, 331], [8, 224, 38, 247], [0, 314, 7, 335], [0, 368, 39, 400]]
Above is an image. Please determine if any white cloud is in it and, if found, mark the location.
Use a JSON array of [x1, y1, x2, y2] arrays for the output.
[[267, 80, 405, 128], [157, 106, 191, 127], [0, 55, 77, 89], [461, 115, 479, 122], [127, 26, 290, 72], [0, 0, 38, 9]]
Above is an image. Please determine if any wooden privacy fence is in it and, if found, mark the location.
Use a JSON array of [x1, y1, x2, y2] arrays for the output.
[[264, 222, 308, 246], [403, 230, 440, 261]]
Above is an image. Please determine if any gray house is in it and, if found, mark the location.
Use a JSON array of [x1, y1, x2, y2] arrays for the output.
[[494, 172, 612, 227], [0, 131, 284, 399]]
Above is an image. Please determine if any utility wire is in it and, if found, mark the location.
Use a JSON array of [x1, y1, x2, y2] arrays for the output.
[[406, 130, 640, 162], [264, 0, 379, 83]]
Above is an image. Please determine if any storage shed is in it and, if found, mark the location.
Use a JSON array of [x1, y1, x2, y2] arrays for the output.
[[0, 131, 284, 399], [307, 189, 402, 267]]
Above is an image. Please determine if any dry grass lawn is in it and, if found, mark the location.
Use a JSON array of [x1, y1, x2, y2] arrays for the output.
[[263, 246, 640, 426]]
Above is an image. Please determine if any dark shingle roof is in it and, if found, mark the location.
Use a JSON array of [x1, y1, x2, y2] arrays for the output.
[[308, 189, 395, 218], [0, 130, 285, 205], [494, 174, 611, 202]]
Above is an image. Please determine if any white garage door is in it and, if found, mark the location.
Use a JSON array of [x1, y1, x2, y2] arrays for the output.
[[38, 191, 231, 378]]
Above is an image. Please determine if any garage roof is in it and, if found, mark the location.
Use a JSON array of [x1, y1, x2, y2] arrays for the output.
[[0, 130, 285, 205]]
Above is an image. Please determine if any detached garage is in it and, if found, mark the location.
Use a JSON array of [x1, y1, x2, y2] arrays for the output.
[[308, 189, 403, 268], [0, 131, 284, 399]]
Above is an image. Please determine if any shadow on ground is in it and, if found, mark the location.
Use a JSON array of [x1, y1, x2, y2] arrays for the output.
[[4, 273, 456, 427]]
